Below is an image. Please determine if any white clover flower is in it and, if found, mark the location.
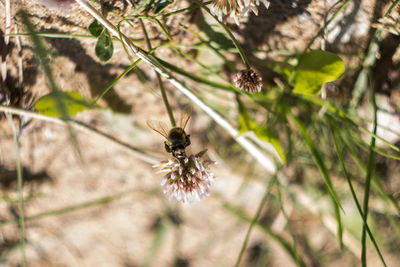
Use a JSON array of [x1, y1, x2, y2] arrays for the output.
[[233, 69, 263, 93], [210, 0, 270, 25], [155, 150, 216, 203]]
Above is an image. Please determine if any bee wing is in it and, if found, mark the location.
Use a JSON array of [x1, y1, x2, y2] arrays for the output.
[[146, 120, 169, 138], [179, 105, 192, 130]]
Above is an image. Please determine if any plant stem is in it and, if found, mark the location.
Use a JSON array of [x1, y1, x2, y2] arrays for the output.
[[93, 58, 141, 103], [235, 173, 278, 267], [0, 105, 159, 165], [6, 114, 26, 266], [139, 18, 176, 127], [361, 73, 377, 266], [305, 0, 352, 50], [330, 120, 386, 266], [196, 0, 250, 69]]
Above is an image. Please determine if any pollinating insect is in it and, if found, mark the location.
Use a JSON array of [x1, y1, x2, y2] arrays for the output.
[[147, 107, 192, 160]]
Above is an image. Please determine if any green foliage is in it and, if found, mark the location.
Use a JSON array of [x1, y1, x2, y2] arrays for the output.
[[254, 125, 285, 164], [88, 20, 114, 62], [291, 50, 345, 95], [238, 103, 285, 163], [95, 30, 114, 62], [88, 20, 103, 37], [128, 0, 173, 16], [153, 0, 173, 14], [35, 91, 99, 117]]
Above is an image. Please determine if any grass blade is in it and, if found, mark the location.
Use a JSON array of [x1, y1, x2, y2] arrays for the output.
[[235, 173, 278, 267], [0, 190, 134, 226], [290, 113, 343, 247], [224, 202, 306, 267], [361, 77, 378, 267], [19, 10, 83, 159], [329, 119, 386, 266], [6, 114, 26, 267]]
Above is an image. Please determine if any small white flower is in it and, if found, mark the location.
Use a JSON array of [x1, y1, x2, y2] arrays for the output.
[[154, 150, 216, 203], [210, 0, 270, 25]]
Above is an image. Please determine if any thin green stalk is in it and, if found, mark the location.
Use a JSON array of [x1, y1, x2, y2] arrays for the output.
[[19, 11, 82, 159], [6, 114, 26, 266], [178, 22, 236, 71], [155, 56, 239, 93], [385, 0, 400, 15], [195, 0, 250, 69], [290, 113, 343, 211], [0, 190, 134, 226], [139, 17, 176, 126], [351, 0, 400, 108], [276, 179, 303, 265], [305, 0, 352, 50], [330, 120, 386, 266], [9, 32, 94, 39], [0, 105, 160, 165], [141, 218, 168, 267], [290, 113, 343, 248], [361, 76, 378, 267], [162, 1, 212, 18], [93, 59, 141, 103], [224, 201, 306, 267], [294, 94, 400, 153], [338, 125, 400, 215], [235, 173, 278, 267]]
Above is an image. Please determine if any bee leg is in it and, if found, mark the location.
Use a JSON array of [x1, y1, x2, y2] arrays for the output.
[[164, 141, 171, 153], [186, 135, 191, 147]]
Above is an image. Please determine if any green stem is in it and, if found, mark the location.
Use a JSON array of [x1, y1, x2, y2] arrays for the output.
[[235, 173, 278, 267], [196, 0, 251, 69], [329, 119, 386, 266], [6, 115, 26, 266], [305, 0, 352, 50], [93, 58, 141, 103], [139, 18, 176, 126], [0, 190, 134, 226], [361, 73, 378, 266]]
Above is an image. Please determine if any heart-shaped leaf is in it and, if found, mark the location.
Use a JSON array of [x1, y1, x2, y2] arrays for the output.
[[95, 30, 114, 62], [35, 91, 99, 117], [254, 125, 286, 164], [88, 20, 103, 37], [292, 50, 345, 95]]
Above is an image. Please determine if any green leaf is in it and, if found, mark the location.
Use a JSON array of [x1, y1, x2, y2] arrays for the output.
[[238, 113, 257, 134], [35, 91, 99, 117], [236, 97, 285, 163], [95, 30, 114, 62], [237, 96, 256, 134], [254, 125, 286, 164], [292, 50, 345, 95], [88, 20, 103, 37]]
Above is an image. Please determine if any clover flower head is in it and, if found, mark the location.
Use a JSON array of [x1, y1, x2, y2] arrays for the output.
[[210, 0, 270, 25], [233, 69, 263, 93], [155, 150, 216, 203]]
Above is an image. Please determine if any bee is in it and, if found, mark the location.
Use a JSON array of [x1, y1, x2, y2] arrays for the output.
[[147, 107, 192, 160]]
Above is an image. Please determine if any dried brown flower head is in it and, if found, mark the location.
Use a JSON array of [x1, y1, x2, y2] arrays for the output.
[[155, 150, 216, 203], [233, 69, 263, 93]]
